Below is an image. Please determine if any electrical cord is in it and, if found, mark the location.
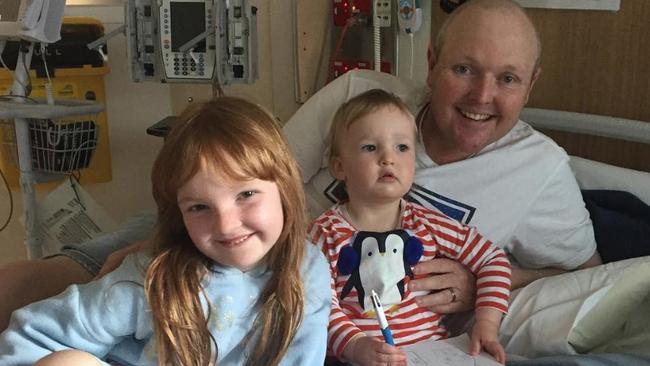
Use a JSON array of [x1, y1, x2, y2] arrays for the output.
[[0, 166, 13, 232], [408, 32, 414, 79], [17, 43, 32, 96], [68, 174, 85, 210], [0, 53, 13, 75], [39, 43, 54, 105], [71, 169, 81, 182], [0, 40, 29, 94], [211, 76, 224, 98], [373, 21, 381, 72]]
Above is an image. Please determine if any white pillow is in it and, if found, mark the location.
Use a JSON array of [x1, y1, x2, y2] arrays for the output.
[[284, 70, 426, 183], [569, 156, 650, 205]]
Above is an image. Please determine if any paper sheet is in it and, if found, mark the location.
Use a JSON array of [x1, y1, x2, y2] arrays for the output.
[[37, 179, 117, 256], [403, 334, 501, 366]]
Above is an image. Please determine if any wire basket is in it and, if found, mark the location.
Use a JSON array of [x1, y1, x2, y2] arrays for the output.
[[1, 116, 99, 174]]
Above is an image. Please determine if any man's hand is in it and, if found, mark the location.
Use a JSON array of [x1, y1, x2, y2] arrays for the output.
[[342, 336, 407, 366], [95, 240, 150, 279], [410, 258, 476, 314]]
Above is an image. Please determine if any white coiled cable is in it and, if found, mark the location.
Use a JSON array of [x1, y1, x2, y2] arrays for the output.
[[374, 23, 381, 71]]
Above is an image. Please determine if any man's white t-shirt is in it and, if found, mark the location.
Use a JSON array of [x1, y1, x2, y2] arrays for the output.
[[285, 69, 596, 270]]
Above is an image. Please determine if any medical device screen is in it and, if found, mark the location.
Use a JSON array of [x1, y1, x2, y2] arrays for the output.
[[170, 2, 206, 52]]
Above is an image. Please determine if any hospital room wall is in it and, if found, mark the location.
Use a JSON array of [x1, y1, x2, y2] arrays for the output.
[[430, 0, 650, 172]]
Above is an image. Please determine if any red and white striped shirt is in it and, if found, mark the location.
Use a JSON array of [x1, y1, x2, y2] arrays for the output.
[[308, 200, 511, 358]]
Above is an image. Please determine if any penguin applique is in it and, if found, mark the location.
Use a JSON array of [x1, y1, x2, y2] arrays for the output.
[[337, 229, 424, 312]]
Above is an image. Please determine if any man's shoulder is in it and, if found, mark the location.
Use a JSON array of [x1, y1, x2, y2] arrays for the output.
[[469, 119, 570, 171], [509, 120, 569, 158]]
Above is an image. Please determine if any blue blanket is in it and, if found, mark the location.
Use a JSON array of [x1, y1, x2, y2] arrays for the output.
[[582, 190, 650, 263]]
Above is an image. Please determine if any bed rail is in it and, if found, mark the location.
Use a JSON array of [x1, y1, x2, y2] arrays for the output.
[[521, 108, 650, 145]]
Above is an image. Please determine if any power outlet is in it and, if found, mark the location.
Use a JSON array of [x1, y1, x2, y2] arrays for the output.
[[373, 0, 391, 27]]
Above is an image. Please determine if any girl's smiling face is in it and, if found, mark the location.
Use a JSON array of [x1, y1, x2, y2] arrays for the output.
[[177, 162, 284, 271]]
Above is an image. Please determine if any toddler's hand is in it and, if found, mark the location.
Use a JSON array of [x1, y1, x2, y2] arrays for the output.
[[343, 336, 407, 366], [469, 318, 506, 364]]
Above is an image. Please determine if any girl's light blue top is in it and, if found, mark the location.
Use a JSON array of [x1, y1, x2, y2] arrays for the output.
[[0, 241, 330, 365]]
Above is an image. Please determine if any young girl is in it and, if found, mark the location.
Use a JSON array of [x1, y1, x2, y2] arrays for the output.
[[0, 97, 331, 365], [309, 89, 511, 365]]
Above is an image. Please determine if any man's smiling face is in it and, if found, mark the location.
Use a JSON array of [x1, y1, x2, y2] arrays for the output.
[[426, 5, 540, 161]]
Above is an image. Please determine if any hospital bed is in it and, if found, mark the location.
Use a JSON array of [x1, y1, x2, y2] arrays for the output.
[[498, 108, 650, 365]]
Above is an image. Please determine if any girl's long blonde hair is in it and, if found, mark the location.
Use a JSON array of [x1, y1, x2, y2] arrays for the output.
[[145, 96, 307, 366]]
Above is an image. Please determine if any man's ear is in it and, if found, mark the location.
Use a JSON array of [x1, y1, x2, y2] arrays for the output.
[[426, 42, 438, 88], [330, 156, 346, 181], [427, 42, 437, 71], [525, 67, 542, 104]]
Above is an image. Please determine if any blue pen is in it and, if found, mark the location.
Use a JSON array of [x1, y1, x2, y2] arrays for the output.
[[370, 289, 395, 346]]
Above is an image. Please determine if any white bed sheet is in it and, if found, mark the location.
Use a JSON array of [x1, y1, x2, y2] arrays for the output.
[[501, 255, 650, 359]]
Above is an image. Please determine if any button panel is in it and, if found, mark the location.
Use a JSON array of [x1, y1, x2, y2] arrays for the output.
[[160, 0, 215, 80]]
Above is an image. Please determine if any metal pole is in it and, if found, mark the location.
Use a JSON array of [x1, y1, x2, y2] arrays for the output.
[[10, 42, 42, 258]]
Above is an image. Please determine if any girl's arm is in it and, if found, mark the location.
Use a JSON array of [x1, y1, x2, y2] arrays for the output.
[[0, 255, 151, 365], [0, 256, 94, 333]]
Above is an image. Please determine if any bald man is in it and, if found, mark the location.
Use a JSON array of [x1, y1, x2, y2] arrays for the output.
[[409, 0, 601, 310]]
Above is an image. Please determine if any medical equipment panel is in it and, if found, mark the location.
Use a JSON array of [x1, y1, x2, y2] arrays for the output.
[[124, 0, 257, 84], [159, 0, 216, 82], [216, 0, 257, 83], [126, 0, 160, 82]]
